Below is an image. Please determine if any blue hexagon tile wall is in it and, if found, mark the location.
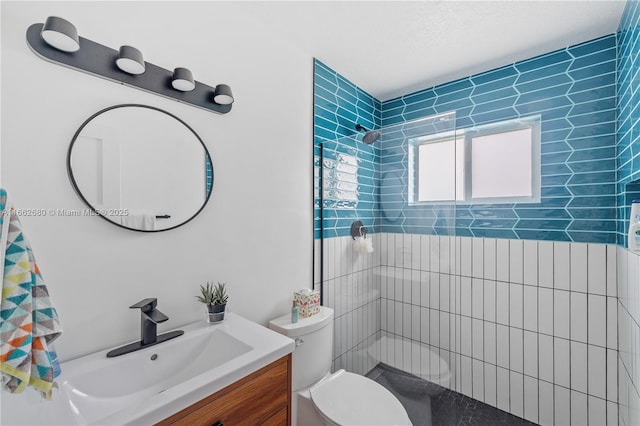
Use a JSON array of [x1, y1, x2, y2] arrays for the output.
[[617, 0, 640, 246], [315, 33, 622, 244], [314, 59, 381, 239]]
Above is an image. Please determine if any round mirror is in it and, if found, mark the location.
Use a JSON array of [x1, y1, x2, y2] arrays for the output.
[[67, 104, 212, 232]]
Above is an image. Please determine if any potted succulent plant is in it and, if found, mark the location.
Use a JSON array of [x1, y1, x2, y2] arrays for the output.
[[196, 281, 228, 323]]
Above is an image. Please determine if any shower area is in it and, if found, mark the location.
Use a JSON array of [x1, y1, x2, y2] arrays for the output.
[[317, 109, 458, 373], [313, 49, 620, 425], [315, 111, 465, 425], [315, 110, 522, 425]]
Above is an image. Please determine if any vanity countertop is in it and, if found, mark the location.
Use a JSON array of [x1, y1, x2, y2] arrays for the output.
[[0, 313, 294, 425]]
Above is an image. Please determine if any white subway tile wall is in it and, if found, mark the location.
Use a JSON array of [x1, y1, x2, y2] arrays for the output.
[[317, 235, 622, 425], [618, 247, 640, 426], [315, 235, 382, 375]]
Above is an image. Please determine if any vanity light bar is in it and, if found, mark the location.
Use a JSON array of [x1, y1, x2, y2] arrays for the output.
[[26, 18, 233, 115]]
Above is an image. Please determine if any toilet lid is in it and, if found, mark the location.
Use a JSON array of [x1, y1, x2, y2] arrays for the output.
[[310, 370, 410, 426]]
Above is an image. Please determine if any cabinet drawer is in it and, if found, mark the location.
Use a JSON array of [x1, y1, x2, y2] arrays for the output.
[[262, 407, 288, 426], [159, 355, 291, 426]]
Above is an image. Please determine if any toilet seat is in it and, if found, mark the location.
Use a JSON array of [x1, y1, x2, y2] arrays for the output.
[[310, 370, 411, 426]]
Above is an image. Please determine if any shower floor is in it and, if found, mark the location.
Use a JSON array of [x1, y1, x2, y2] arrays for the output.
[[367, 363, 537, 426]]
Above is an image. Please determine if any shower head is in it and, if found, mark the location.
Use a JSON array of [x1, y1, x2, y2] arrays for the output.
[[355, 124, 381, 145]]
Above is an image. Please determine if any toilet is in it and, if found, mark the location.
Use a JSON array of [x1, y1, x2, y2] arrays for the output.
[[269, 306, 412, 426]]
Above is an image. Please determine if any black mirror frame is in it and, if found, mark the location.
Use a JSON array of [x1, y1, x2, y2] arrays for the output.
[[66, 103, 213, 232]]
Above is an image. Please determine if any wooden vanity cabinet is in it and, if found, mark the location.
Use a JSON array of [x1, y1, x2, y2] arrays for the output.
[[157, 354, 292, 426]]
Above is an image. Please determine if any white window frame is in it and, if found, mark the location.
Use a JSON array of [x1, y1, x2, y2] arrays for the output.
[[408, 115, 541, 205]]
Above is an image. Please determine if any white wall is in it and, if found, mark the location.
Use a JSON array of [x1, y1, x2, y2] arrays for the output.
[[0, 2, 313, 361]]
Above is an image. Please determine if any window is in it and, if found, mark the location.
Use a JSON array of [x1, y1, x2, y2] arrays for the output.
[[409, 116, 541, 205], [415, 136, 464, 202], [471, 127, 533, 199]]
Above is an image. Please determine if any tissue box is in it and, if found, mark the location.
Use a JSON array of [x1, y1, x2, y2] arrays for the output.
[[294, 289, 320, 318]]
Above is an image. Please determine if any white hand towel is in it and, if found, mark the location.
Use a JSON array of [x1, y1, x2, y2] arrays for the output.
[[120, 212, 156, 230]]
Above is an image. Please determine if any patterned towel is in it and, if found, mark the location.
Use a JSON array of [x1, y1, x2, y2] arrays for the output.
[[0, 189, 62, 399]]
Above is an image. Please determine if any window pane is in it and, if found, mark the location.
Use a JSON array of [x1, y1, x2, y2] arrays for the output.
[[471, 128, 532, 199], [455, 137, 465, 200], [418, 139, 456, 201]]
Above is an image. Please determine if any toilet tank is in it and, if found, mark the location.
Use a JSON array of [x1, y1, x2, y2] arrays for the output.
[[269, 306, 334, 391]]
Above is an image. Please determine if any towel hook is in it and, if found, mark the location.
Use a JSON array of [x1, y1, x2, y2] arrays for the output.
[[350, 220, 367, 240]]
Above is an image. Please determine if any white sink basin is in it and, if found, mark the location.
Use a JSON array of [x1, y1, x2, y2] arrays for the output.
[[1, 313, 294, 425], [68, 329, 251, 398]]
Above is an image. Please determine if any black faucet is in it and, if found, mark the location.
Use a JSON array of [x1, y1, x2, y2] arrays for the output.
[[106, 298, 184, 358], [132, 298, 168, 345]]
